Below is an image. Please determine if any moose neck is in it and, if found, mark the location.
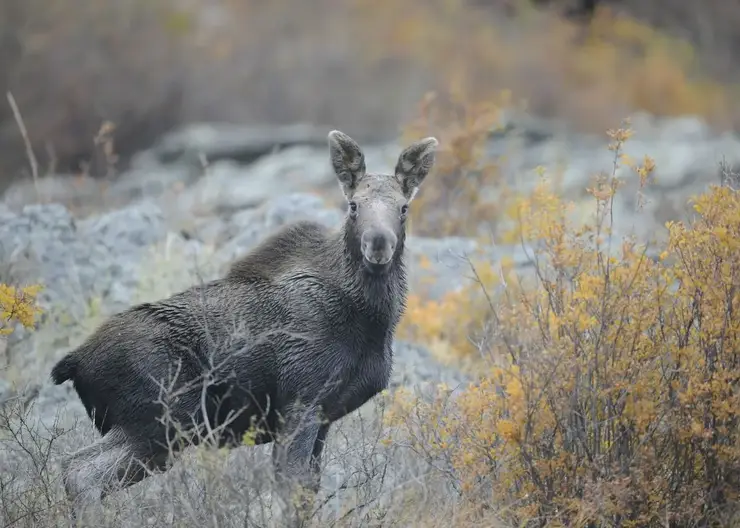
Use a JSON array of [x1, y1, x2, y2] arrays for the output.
[[332, 221, 408, 325]]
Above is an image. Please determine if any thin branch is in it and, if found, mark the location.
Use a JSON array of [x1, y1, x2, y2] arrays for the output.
[[6, 92, 40, 202]]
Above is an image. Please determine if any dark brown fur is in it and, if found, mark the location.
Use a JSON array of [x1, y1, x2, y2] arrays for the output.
[[50, 130, 439, 519]]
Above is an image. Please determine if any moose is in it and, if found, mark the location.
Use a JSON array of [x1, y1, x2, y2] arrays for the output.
[[50, 130, 439, 519]]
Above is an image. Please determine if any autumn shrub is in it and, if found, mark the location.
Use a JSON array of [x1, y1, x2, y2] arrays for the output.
[[388, 1, 739, 133], [0, 282, 41, 369], [391, 126, 740, 526], [394, 1, 739, 235], [596, 0, 740, 78], [0, 283, 41, 337]]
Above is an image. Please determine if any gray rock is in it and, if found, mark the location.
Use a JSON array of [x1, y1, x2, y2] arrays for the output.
[[77, 199, 165, 246], [177, 146, 335, 215], [0, 203, 79, 299], [405, 234, 534, 299], [176, 142, 396, 218], [27, 382, 84, 429], [0, 201, 14, 220], [151, 122, 331, 165], [261, 193, 342, 230], [484, 111, 740, 245], [390, 341, 470, 390], [1, 174, 103, 213], [212, 193, 343, 269], [1, 163, 198, 217], [0, 200, 168, 318], [106, 163, 200, 205], [0, 376, 10, 404]]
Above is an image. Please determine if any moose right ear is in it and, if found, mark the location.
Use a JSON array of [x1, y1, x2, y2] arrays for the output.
[[328, 130, 366, 199], [395, 136, 438, 201]]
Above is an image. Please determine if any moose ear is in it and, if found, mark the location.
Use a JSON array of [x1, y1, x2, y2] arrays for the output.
[[395, 137, 439, 201], [328, 130, 366, 199]]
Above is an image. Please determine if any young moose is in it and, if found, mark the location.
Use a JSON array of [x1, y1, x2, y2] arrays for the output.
[[50, 130, 439, 517]]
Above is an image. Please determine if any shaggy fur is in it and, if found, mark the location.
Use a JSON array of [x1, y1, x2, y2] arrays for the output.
[[50, 130, 439, 518]]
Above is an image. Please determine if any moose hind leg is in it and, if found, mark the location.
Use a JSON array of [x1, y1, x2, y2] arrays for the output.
[[62, 427, 167, 522], [310, 424, 330, 479]]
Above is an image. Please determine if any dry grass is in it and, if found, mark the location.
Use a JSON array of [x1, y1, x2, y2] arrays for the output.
[[0, 389, 458, 528], [0, 236, 469, 528]]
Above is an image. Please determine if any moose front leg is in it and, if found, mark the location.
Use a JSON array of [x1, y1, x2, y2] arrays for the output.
[[271, 402, 325, 524]]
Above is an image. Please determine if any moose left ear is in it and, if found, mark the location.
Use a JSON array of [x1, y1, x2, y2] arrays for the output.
[[395, 137, 439, 200]]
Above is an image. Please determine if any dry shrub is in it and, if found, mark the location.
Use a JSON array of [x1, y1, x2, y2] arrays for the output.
[[391, 127, 740, 526], [575, 8, 733, 123], [394, 2, 738, 236]]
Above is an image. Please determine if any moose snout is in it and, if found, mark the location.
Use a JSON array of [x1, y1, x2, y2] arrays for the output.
[[361, 228, 397, 266]]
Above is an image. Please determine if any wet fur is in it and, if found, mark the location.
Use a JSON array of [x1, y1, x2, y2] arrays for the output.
[[50, 130, 438, 517], [55, 219, 405, 445]]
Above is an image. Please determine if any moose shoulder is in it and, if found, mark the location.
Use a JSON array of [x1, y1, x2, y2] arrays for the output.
[[50, 130, 439, 519]]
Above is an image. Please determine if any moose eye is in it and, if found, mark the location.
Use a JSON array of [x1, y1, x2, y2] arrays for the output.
[[349, 201, 358, 214], [400, 204, 409, 216]]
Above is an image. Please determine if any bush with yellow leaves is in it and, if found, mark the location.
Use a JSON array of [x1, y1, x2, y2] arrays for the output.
[[389, 126, 740, 526], [0, 283, 42, 336]]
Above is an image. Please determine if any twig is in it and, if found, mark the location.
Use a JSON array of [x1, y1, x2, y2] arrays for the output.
[[6, 91, 40, 202]]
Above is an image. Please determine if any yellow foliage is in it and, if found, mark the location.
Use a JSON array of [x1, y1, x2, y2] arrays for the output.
[[0, 283, 42, 336], [389, 128, 740, 526]]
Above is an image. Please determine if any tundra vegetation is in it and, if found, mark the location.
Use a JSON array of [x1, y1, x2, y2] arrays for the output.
[[3, 114, 740, 526], [2, 2, 740, 526]]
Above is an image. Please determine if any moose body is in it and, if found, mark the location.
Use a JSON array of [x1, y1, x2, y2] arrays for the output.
[[50, 130, 439, 518]]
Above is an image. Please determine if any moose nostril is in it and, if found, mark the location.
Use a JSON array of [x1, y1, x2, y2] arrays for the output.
[[370, 232, 387, 252]]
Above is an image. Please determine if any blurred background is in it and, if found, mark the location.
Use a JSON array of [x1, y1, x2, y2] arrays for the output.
[[2, 0, 740, 281], [2, 0, 740, 191]]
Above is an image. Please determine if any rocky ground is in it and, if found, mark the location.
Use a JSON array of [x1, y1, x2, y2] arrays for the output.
[[0, 111, 738, 526]]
